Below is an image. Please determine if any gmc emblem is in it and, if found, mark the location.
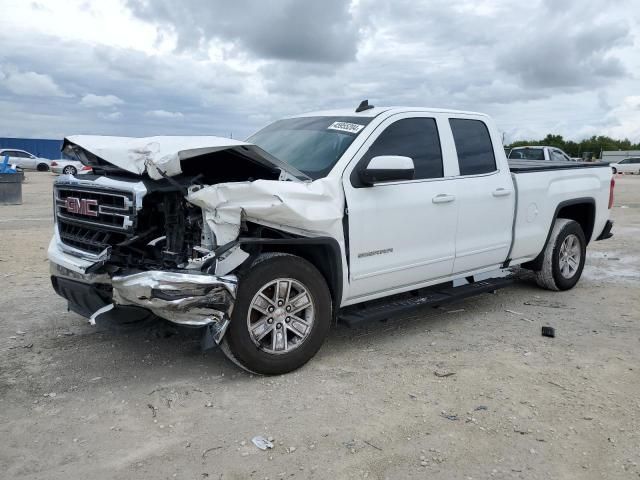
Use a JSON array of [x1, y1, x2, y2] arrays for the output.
[[65, 197, 98, 217]]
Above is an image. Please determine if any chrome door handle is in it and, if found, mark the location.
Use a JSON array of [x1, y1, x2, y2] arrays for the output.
[[492, 188, 511, 197], [432, 194, 456, 204]]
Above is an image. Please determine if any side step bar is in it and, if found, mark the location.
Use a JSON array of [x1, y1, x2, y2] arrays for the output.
[[338, 276, 514, 327]]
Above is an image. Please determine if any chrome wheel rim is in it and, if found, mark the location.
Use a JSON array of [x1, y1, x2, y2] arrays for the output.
[[559, 234, 581, 279], [63, 166, 75, 175], [247, 278, 315, 354]]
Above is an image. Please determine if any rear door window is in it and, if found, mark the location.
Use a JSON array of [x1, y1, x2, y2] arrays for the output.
[[450, 119, 497, 175]]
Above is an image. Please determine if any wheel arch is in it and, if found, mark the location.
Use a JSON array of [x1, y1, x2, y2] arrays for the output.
[[238, 236, 343, 314], [523, 197, 595, 271]]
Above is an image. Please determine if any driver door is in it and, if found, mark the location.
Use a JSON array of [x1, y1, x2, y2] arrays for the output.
[[342, 114, 458, 300]]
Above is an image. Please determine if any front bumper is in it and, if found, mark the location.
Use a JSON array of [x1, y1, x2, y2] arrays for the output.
[[49, 237, 237, 330]]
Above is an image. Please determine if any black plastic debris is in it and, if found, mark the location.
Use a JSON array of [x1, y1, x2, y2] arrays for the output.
[[541, 326, 555, 338]]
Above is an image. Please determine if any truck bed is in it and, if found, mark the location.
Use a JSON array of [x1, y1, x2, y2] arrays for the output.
[[508, 160, 609, 173]]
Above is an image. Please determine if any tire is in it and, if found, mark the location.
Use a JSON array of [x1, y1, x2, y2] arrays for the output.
[[221, 253, 332, 375], [535, 219, 586, 291], [63, 165, 77, 175], [37, 163, 49, 172], [612, 167, 617, 174]]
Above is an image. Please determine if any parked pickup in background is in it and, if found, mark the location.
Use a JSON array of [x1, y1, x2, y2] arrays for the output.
[[48, 102, 615, 374], [508, 145, 576, 162]]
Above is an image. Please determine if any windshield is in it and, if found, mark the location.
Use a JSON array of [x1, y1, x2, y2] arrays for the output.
[[509, 148, 545, 160], [247, 116, 372, 179]]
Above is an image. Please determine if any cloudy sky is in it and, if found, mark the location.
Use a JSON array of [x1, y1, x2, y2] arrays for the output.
[[1, 0, 639, 143]]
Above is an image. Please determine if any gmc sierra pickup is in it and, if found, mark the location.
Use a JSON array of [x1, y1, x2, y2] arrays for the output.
[[49, 102, 615, 374]]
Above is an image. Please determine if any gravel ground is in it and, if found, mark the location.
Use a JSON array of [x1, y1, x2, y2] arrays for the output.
[[1, 173, 639, 480]]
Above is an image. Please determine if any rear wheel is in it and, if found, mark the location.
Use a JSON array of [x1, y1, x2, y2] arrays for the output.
[[612, 167, 617, 174], [221, 253, 332, 375], [63, 165, 77, 175], [37, 163, 49, 172], [535, 219, 586, 291]]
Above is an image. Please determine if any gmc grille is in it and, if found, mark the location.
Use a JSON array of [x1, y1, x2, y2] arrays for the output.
[[54, 186, 137, 254]]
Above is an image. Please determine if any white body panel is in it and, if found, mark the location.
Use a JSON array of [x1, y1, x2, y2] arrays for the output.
[[508, 168, 611, 263]]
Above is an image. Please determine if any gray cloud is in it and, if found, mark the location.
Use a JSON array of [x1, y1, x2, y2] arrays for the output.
[[497, 23, 630, 88], [125, 0, 360, 63], [1, 0, 639, 143]]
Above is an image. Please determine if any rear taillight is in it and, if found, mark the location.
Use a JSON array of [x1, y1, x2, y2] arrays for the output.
[[51, 161, 58, 166], [608, 177, 615, 209], [81, 166, 92, 171]]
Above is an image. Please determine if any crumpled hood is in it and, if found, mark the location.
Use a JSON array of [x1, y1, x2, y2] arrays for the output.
[[62, 135, 305, 180]]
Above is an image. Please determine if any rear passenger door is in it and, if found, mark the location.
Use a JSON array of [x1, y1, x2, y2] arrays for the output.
[[448, 117, 515, 273], [343, 114, 459, 300]]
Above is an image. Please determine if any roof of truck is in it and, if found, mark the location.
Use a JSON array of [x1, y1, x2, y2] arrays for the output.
[[289, 106, 487, 119]]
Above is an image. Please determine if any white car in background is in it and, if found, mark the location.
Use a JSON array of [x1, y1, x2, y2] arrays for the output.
[[610, 157, 640, 174], [508, 146, 575, 162], [0, 148, 51, 171], [50, 159, 92, 175]]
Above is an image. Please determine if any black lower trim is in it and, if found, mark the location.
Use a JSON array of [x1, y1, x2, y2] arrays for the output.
[[339, 276, 513, 326], [596, 220, 614, 241], [51, 276, 112, 318]]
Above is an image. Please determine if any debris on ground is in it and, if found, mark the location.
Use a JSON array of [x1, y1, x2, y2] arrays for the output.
[[542, 326, 555, 338], [202, 446, 222, 458], [363, 440, 383, 451], [441, 413, 459, 421], [445, 308, 465, 314], [147, 403, 157, 418], [474, 405, 488, 411], [523, 300, 572, 309], [434, 371, 455, 378], [251, 436, 274, 450]]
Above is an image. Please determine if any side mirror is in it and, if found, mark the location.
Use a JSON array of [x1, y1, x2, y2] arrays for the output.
[[359, 155, 414, 186]]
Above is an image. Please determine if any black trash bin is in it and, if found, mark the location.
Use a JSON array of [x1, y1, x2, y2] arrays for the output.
[[0, 171, 24, 205]]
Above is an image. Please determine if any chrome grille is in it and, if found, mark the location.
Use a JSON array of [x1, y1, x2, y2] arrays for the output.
[[54, 185, 137, 254]]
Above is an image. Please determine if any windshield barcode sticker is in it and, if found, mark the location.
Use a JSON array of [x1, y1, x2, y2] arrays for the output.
[[328, 122, 365, 134]]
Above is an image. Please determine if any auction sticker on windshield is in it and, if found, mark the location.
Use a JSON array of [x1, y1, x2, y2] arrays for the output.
[[328, 122, 365, 134]]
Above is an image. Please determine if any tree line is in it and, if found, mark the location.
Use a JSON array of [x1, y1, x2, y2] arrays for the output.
[[506, 134, 640, 159]]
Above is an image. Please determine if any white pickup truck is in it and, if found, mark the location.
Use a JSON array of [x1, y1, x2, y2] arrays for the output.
[[49, 102, 615, 374]]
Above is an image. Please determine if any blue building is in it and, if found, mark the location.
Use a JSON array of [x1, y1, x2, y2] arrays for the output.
[[0, 137, 66, 159]]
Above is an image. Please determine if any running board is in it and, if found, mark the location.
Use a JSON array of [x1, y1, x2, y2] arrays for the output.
[[338, 277, 514, 327]]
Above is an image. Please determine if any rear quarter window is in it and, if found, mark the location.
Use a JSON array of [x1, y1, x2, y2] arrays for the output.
[[449, 119, 497, 175]]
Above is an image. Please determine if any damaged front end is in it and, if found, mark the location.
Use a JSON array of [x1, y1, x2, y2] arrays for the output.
[[49, 134, 343, 346]]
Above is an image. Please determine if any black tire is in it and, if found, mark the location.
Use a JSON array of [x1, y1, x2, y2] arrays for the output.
[[37, 163, 49, 172], [221, 253, 332, 375], [612, 167, 617, 174], [535, 219, 586, 291], [63, 165, 77, 175]]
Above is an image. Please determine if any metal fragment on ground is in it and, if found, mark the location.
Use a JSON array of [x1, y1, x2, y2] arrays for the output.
[[251, 436, 274, 450]]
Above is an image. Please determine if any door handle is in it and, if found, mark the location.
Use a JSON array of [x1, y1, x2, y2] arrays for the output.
[[432, 194, 456, 204], [492, 188, 511, 197]]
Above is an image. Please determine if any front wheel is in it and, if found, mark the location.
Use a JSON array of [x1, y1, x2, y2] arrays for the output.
[[535, 219, 586, 291], [612, 167, 617, 174], [63, 165, 77, 175], [221, 253, 332, 375]]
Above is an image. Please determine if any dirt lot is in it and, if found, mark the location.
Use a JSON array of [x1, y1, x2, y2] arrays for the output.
[[1, 173, 639, 480]]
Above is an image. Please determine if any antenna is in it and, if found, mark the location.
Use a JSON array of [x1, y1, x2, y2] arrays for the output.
[[355, 99, 375, 113]]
